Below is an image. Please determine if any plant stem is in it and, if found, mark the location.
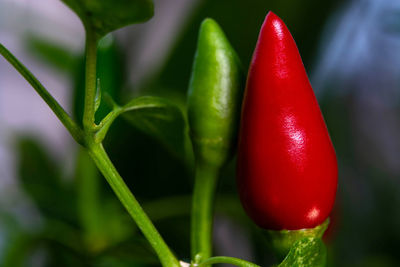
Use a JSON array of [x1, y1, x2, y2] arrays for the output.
[[88, 143, 180, 267], [83, 30, 98, 131], [81, 28, 178, 266], [94, 107, 122, 143], [198, 256, 261, 267], [191, 162, 219, 264], [0, 43, 84, 145]]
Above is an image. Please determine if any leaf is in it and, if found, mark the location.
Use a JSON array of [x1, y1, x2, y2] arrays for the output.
[[279, 237, 327, 267], [95, 237, 159, 266], [266, 219, 329, 261], [2, 232, 37, 267], [61, 0, 154, 37], [16, 137, 77, 224], [142, 195, 191, 221], [120, 96, 187, 159], [26, 35, 77, 73]]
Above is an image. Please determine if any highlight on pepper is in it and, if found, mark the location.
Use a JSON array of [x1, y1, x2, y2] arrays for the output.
[[236, 11, 338, 231]]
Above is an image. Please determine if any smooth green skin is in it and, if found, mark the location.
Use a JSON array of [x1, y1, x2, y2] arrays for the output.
[[188, 18, 244, 168], [188, 18, 244, 265]]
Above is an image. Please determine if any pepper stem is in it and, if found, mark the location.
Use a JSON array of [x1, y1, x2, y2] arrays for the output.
[[191, 162, 219, 265]]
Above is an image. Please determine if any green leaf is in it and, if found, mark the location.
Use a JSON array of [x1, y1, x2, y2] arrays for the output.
[[95, 237, 159, 266], [16, 137, 77, 224], [266, 219, 329, 261], [278, 237, 327, 267], [121, 96, 187, 159], [26, 35, 77, 73], [2, 232, 37, 267], [61, 0, 154, 37]]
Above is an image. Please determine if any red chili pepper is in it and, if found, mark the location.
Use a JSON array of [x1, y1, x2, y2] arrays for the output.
[[237, 12, 338, 230]]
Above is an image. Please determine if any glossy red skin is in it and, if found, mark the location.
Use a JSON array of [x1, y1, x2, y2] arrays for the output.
[[237, 12, 338, 230]]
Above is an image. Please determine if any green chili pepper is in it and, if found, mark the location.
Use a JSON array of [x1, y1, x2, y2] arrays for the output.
[[187, 18, 244, 168], [187, 18, 244, 264]]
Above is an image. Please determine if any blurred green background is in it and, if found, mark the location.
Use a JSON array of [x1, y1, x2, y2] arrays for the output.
[[2, 0, 400, 266]]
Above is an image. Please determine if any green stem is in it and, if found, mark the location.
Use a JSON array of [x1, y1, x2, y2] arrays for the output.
[[83, 30, 98, 131], [88, 143, 180, 267], [80, 28, 178, 266], [0, 43, 84, 145], [198, 256, 261, 267], [94, 107, 122, 143], [191, 162, 219, 264]]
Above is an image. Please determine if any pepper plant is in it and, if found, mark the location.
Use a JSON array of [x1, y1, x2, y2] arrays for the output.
[[0, 1, 337, 266]]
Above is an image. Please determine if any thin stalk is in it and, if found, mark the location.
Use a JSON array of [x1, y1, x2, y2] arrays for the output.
[[198, 256, 261, 267], [191, 162, 219, 264], [83, 30, 98, 131], [88, 143, 180, 267], [0, 43, 84, 145], [94, 107, 122, 143], [81, 28, 178, 266]]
